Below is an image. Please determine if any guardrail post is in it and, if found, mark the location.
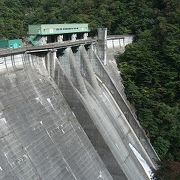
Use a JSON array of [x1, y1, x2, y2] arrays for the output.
[[49, 49, 57, 78], [97, 28, 107, 65], [45, 49, 57, 77]]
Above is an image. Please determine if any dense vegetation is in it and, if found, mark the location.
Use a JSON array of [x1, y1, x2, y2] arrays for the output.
[[0, 0, 179, 178], [117, 0, 180, 162], [0, 0, 164, 38], [116, 0, 180, 179]]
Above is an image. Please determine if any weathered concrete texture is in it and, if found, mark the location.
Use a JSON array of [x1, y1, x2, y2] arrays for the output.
[[54, 55, 127, 180], [0, 61, 112, 180], [0, 38, 159, 180], [106, 48, 137, 115], [90, 46, 159, 167], [56, 46, 153, 180], [97, 28, 107, 65], [107, 35, 134, 49]]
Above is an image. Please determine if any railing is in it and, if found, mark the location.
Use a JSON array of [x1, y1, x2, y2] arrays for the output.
[[0, 39, 96, 57], [0, 35, 135, 57]]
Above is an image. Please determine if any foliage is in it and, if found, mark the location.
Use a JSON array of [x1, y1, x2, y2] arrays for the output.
[[154, 161, 180, 180], [117, 0, 180, 178], [0, 0, 158, 38]]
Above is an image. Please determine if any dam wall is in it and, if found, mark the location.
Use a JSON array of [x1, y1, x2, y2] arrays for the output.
[[0, 58, 112, 180], [0, 36, 159, 180]]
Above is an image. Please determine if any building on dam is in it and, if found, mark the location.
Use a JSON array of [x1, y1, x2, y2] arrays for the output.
[[0, 39, 23, 49], [28, 23, 90, 46]]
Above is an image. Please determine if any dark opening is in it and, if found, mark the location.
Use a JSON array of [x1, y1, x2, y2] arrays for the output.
[[63, 33, 71, 41], [77, 33, 84, 40], [47, 35, 58, 43]]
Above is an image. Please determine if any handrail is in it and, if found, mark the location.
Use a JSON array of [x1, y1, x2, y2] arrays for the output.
[[0, 39, 96, 57]]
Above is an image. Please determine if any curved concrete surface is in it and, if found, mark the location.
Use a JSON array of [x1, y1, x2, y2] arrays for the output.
[[56, 47, 152, 179], [0, 41, 158, 180], [0, 63, 112, 180]]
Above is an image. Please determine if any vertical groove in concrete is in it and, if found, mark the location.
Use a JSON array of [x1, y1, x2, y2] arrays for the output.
[[80, 45, 100, 93], [68, 48, 88, 97], [54, 58, 127, 180], [0, 59, 113, 180]]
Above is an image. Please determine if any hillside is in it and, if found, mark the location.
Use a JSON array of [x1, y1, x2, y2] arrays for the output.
[[0, 0, 157, 38], [117, 0, 180, 179]]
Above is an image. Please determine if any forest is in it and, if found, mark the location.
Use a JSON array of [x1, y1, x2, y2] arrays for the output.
[[0, 0, 179, 179]]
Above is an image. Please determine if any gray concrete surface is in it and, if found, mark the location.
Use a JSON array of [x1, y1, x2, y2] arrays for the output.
[[89, 46, 159, 167], [54, 46, 154, 179], [0, 61, 112, 180], [54, 51, 127, 180], [0, 37, 159, 180]]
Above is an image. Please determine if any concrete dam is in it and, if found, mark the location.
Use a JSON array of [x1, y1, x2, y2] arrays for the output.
[[0, 34, 159, 179]]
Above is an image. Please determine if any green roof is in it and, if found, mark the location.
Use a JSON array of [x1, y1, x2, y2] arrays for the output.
[[28, 24, 90, 35], [0, 39, 22, 49]]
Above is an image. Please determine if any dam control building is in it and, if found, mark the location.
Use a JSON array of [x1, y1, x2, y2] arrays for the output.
[[28, 23, 90, 46]]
